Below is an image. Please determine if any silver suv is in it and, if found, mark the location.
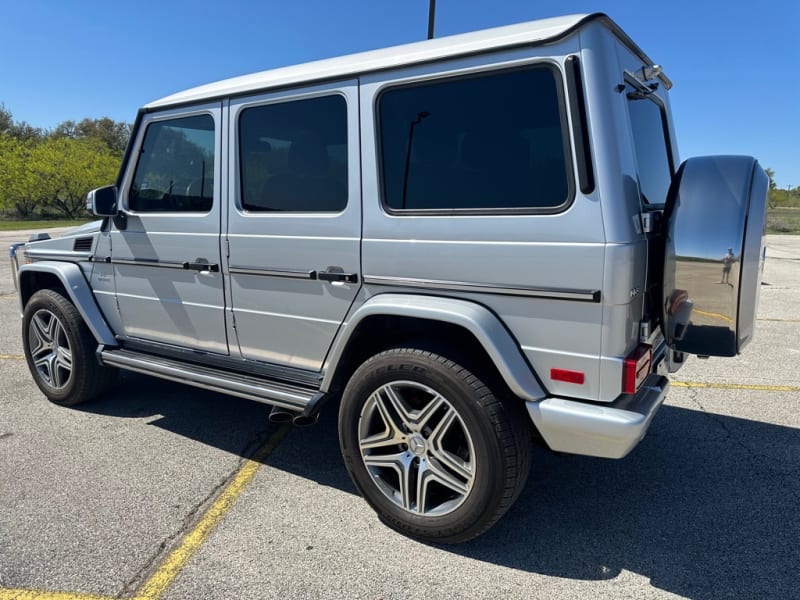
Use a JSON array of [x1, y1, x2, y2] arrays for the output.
[[9, 13, 767, 542]]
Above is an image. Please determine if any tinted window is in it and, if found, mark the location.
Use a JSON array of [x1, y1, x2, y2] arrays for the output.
[[379, 66, 570, 212], [130, 114, 215, 212], [239, 95, 347, 212], [627, 93, 673, 205]]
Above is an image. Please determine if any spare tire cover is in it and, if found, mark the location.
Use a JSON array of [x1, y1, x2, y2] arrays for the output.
[[662, 156, 768, 356]]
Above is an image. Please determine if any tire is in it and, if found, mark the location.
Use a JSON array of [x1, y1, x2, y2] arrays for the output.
[[338, 347, 532, 543], [22, 289, 116, 406]]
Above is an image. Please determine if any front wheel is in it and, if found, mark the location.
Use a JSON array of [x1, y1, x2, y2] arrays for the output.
[[22, 289, 116, 406], [338, 347, 531, 543]]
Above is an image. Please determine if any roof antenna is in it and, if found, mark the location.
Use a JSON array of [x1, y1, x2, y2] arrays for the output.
[[427, 0, 436, 39]]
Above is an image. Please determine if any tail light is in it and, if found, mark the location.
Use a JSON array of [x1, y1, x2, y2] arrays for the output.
[[622, 344, 652, 395]]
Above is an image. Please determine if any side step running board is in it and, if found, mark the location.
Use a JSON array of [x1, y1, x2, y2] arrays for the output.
[[98, 346, 325, 416]]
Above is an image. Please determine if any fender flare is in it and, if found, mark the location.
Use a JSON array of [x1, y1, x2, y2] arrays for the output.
[[18, 261, 117, 346], [321, 293, 546, 401]]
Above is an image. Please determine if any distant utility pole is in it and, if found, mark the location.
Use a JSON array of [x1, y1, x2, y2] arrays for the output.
[[427, 0, 436, 39]]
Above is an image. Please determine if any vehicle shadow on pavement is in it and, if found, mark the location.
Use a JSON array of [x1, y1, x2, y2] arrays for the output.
[[452, 403, 800, 599], [73, 372, 356, 493], [78, 373, 799, 599]]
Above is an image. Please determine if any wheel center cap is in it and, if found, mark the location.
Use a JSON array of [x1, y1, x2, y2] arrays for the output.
[[408, 433, 427, 457]]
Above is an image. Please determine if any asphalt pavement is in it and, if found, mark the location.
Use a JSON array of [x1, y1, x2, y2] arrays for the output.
[[1, 229, 798, 600]]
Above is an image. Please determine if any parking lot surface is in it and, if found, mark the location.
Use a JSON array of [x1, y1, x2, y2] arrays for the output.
[[1, 229, 798, 599]]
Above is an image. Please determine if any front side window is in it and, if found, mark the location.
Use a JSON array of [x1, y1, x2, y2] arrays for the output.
[[239, 95, 348, 213], [627, 89, 674, 205], [129, 114, 215, 212], [379, 65, 571, 212]]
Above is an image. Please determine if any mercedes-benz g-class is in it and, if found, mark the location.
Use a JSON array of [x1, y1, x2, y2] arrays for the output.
[[10, 13, 767, 542]]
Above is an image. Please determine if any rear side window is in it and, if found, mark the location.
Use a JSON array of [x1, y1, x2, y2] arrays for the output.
[[239, 95, 348, 212], [627, 90, 674, 205], [129, 114, 215, 213], [378, 65, 572, 213]]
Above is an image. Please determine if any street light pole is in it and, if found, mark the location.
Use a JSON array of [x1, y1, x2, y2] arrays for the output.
[[427, 0, 436, 39]]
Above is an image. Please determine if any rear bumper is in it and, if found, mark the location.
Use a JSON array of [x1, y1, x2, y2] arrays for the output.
[[526, 374, 669, 459]]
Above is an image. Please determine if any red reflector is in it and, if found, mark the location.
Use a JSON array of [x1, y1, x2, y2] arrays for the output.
[[551, 368, 585, 385], [622, 344, 652, 395]]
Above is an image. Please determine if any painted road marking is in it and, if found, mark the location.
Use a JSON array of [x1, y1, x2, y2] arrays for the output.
[[693, 309, 734, 324], [0, 590, 112, 600], [131, 424, 292, 600], [758, 317, 800, 323], [673, 381, 800, 392], [1, 426, 291, 600], [0, 354, 24, 360]]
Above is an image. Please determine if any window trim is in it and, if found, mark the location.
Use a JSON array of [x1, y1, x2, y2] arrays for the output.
[[126, 110, 217, 216], [375, 61, 576, 217], [235, 91, 350, 216], [624, 75, 676, 208]]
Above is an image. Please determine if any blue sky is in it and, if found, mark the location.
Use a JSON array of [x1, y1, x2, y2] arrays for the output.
[[1, 0, 797, 187]]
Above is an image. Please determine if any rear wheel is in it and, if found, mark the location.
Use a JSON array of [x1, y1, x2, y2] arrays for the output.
[[339, 347, 531, 543], [22, 289, 116, 406]]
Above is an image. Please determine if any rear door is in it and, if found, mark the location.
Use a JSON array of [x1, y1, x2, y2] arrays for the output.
[[111, 103, 228, 354], [624, 71, 677, 335], [225, 81, 361, 371]]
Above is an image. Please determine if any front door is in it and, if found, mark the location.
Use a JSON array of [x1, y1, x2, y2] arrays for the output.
[[111, 103, 228, 354], [225, 81, 361, 371]]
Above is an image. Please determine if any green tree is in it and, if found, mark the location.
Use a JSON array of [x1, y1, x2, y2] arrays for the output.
[[0, 133, 119, 218], [0, 134, 43, 217], [764, 167, 777, 191], [0, 103, 43, 141], [34, 137, 120, 218], [53, 117, 131, 155]]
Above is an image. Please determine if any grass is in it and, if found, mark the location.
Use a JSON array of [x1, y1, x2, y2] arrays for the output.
[[0, 218, 93, 231], [766, 207, 800, 235]]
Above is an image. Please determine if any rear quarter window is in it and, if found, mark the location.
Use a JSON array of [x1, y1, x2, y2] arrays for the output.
[[378, 65, 573, 214]]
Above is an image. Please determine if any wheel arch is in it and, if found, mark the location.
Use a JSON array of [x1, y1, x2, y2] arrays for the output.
[[18, 262, 117, 346], [321, 293, 546, 402]]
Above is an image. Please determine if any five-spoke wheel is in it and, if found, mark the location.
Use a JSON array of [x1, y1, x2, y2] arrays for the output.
[[28, 308, 73, 390], [339, 347, 531, 543], [359, 380, 476, 516], [22, 289, 116, 406]]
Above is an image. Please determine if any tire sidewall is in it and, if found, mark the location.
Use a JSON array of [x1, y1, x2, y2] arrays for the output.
[[339, 349, 509, 541]]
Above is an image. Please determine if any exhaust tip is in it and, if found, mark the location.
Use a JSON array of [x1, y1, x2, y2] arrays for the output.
[[269, 406, 296, 424], [292, 414, 319, 427]]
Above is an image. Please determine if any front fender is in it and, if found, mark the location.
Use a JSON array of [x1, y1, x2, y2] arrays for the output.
[[18, 261, 117, 346], [321, 293, 546, 401]]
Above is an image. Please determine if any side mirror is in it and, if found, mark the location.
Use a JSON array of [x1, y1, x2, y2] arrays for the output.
[[87, 185, 118, 217]]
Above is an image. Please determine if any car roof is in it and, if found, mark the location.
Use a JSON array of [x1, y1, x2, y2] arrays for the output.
[[145, 13, 664, 111]]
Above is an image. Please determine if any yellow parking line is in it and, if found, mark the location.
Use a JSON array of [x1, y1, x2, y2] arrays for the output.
[[673, 381, 800, 392], [0, 354, 24, 360], [693, 309, 734, 324], [758, 317, 800, 323], [131, 424, 292, 600], [0, 589, 112, 600]]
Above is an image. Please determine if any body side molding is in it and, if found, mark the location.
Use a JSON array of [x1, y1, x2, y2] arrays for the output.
[[321, 293, 546, 401], [17, 261, 117, 346]]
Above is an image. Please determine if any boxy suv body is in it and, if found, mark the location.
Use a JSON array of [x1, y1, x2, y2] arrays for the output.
[[10, 13, 767, 542]]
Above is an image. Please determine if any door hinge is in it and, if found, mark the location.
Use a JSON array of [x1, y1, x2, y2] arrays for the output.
[[639, 320, 651, 343], [640, 212, 655, 234], [224, 238, 230, 258]]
